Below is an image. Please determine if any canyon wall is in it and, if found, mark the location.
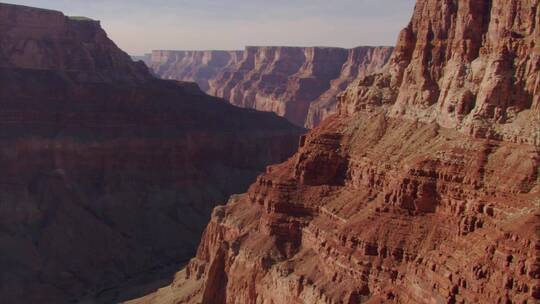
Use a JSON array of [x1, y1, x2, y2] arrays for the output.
[[130, 0, 540, 303], [0, 3, 303, 303], [147, 46, 393, 127]]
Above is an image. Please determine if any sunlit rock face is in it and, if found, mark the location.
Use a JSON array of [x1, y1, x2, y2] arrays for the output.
[[0, 3, 304, 303], [339, 0, 539, 145], [147, 46, 393, 128], [129, 0, 540, 303]]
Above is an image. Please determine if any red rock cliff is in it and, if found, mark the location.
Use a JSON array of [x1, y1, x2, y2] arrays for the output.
[[147, 46, 393, 128], [339, 0, 539, 144], [129, 0, 540, 303], [0, 3, 303, 303]]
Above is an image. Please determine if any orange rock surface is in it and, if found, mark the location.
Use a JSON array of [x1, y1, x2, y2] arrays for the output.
[[129, 0, 540, 303]]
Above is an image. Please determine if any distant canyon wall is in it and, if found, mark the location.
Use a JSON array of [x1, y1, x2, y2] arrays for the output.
[[142, 46, 393, 127]]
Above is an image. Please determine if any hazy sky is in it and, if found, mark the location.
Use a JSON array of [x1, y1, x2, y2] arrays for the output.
[[5, 0, 417, 55]]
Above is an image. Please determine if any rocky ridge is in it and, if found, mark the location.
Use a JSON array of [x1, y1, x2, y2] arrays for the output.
[[146, 46, 393, 127], [129, 0, 540, 303], [0, 3, 303, 303]]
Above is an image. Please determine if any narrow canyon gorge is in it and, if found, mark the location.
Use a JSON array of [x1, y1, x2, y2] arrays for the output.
[[128, 0, 540, 303], [141, 46, 393, 128], [0, 3, 303, 303]]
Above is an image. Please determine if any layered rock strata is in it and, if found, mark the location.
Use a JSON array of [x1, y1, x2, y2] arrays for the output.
[[148, 46, 393, 127], [130, 0, 540, 303], [0, 3, 303, 303]]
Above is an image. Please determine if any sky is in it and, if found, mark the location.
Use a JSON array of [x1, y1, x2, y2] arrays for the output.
[[4, 0, 417, 55]]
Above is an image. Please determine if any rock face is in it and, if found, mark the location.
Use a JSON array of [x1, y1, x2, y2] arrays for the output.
[[0, 5, 149, 81], [0, 3, 303, 303], [340, 0, 539, 145], [129, 0, 540, 303], [148, 46, 393, 127]]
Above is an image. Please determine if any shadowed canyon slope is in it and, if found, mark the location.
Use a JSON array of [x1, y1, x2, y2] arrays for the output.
[[129, 0, 540, 303], [0, 3, 303, 303], [145, 46, 393, 128]]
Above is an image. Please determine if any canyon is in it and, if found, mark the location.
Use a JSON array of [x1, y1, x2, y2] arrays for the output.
[[129, 0, 540, 303], [143, 46, 393, 128], [0, 3, 303, 303]]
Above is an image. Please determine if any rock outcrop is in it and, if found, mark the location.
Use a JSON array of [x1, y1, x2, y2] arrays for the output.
[[148, 46, 393, 128], [339, 0, 539, 145], [129, 0, 540, 303], [0, 3, 303, 303]]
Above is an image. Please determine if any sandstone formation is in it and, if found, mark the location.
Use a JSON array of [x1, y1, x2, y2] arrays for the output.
[[0, 3, 303, 303], [148, 46, 393, 127], [129, 0, 540, 303]]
